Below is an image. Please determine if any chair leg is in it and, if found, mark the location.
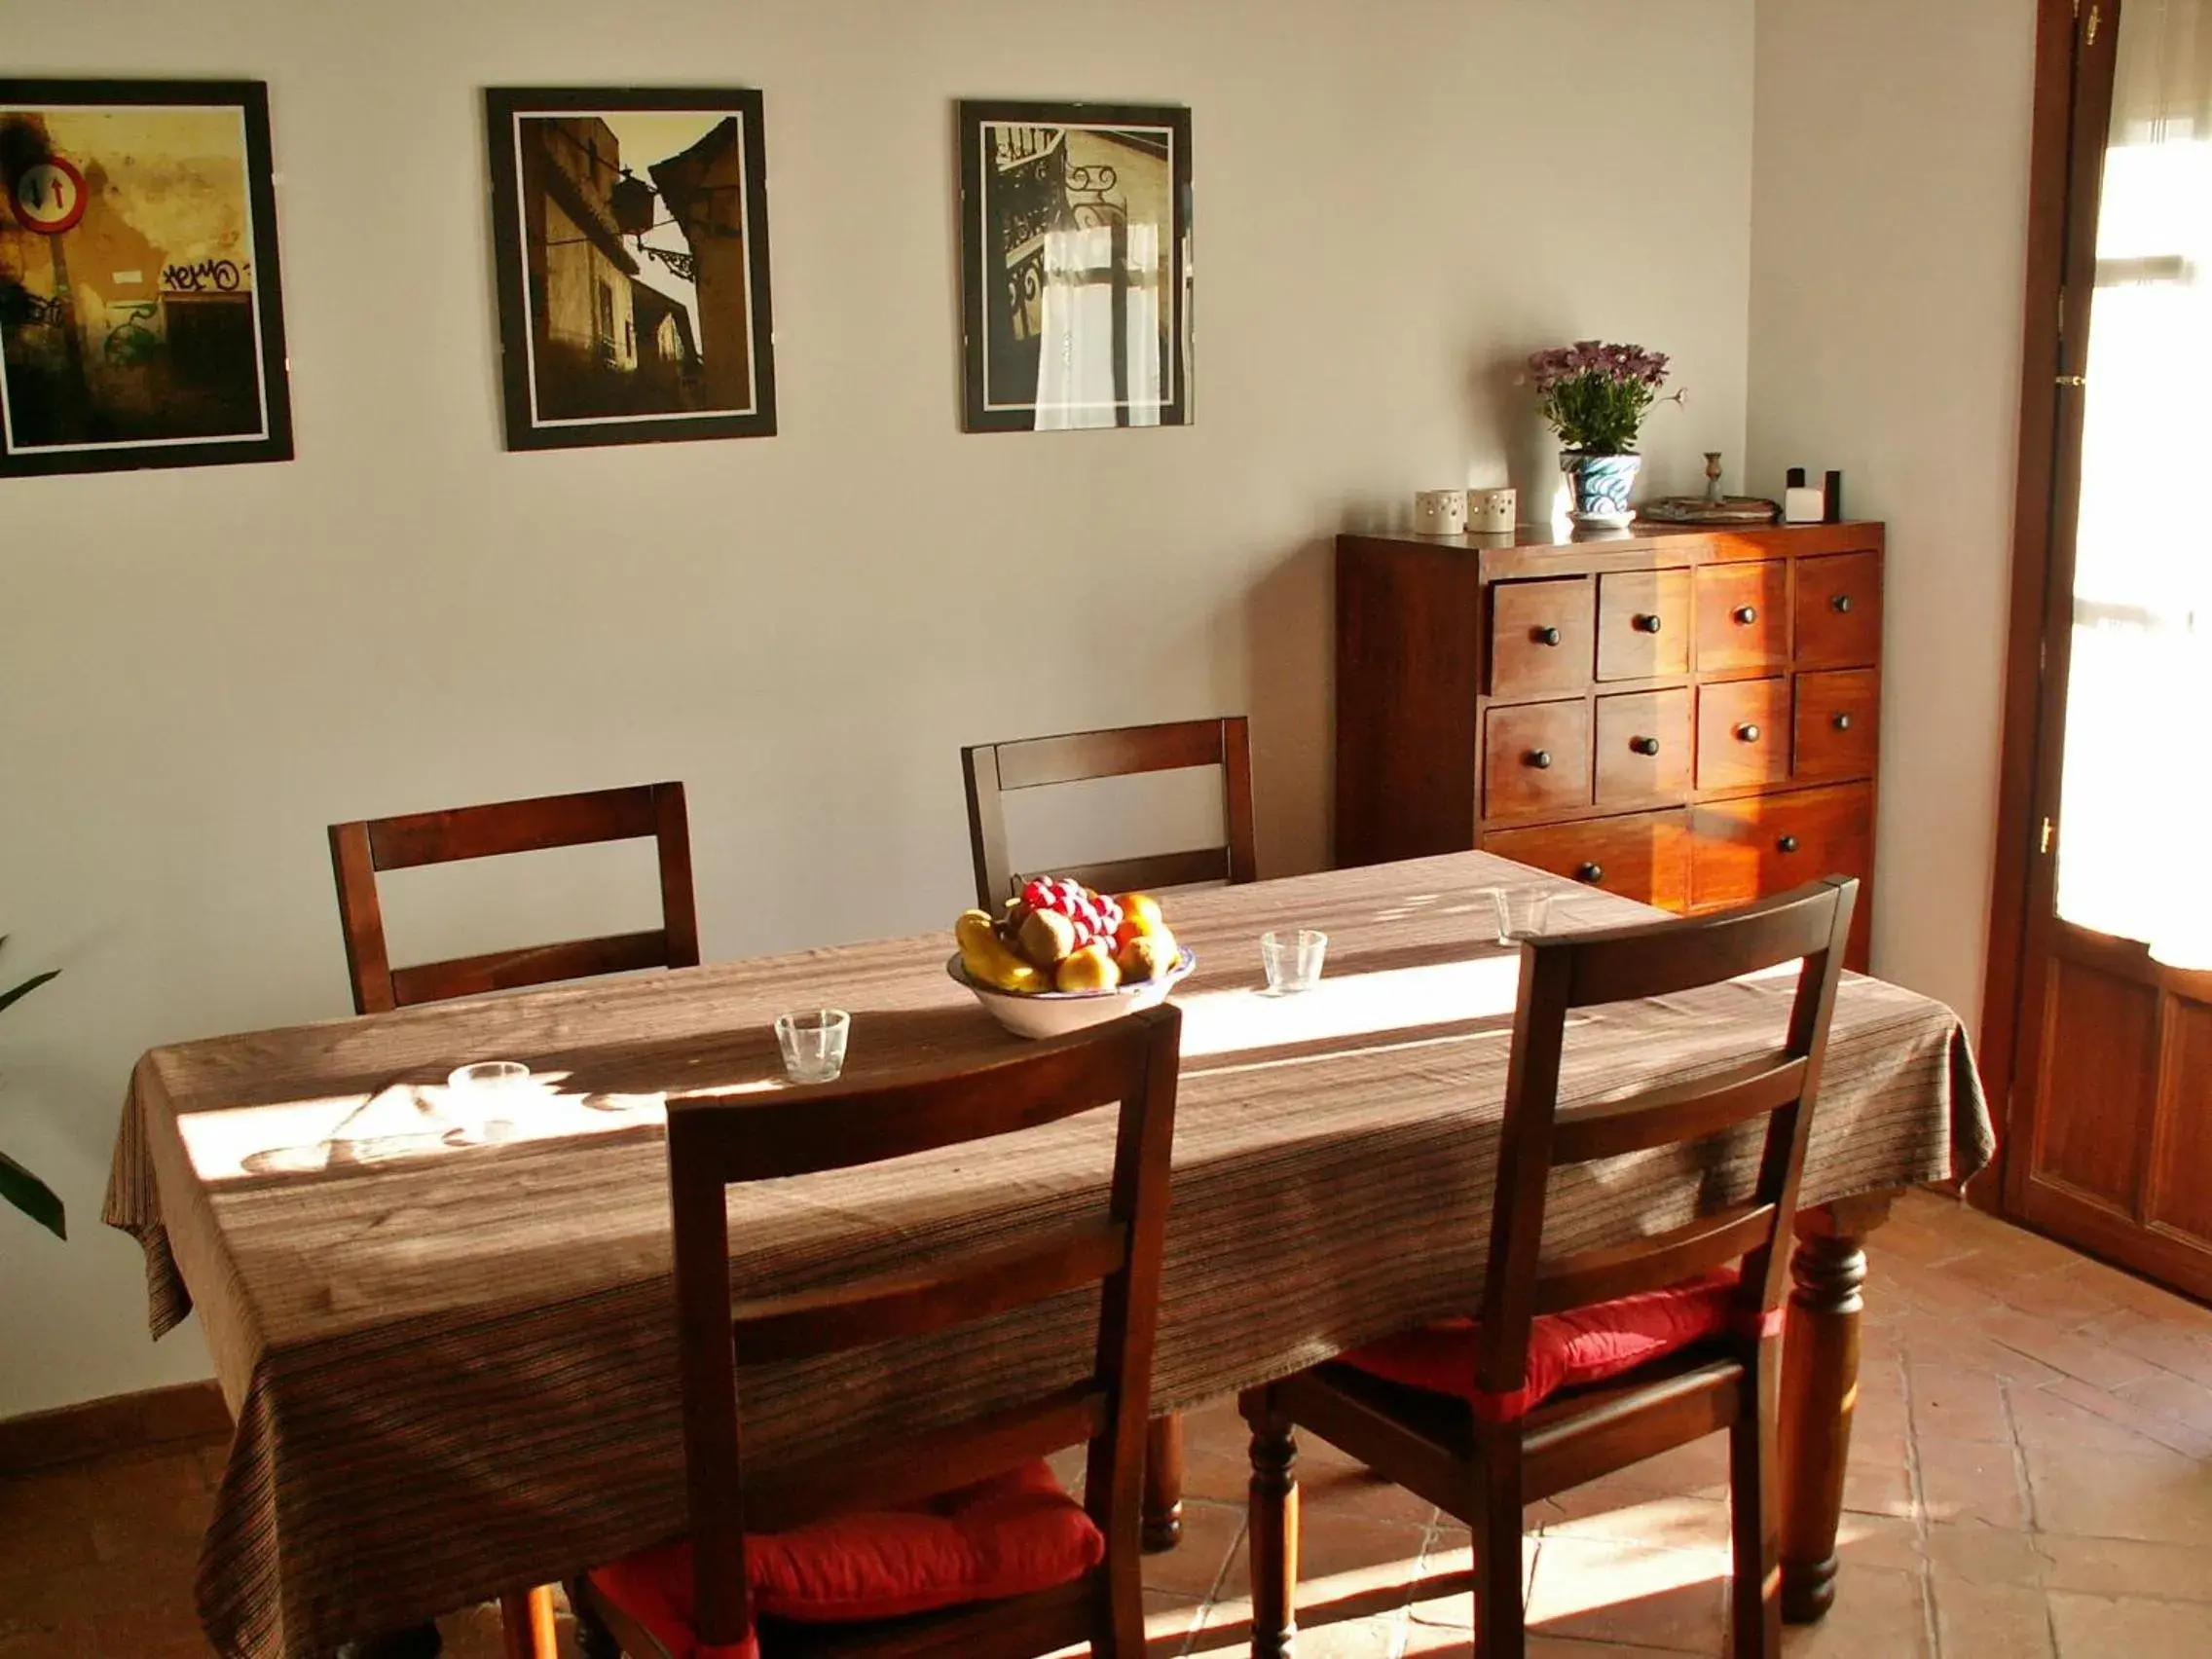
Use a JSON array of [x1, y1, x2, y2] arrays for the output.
[[1240, 1386, 1300, 1659], [1098, 1533, 1150, 1659], [1731, 1346, 1785, 1659], [498, 1587, 557, 1659], [1472, 1436, 1525, 1659]]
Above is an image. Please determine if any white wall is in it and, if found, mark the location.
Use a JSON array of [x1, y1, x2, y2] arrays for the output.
[[0, 0, 1755, 1417], [1748, 0, 2040, 1029]]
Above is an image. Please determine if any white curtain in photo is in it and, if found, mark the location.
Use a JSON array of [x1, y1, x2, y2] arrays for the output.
[[1032, 221, 1164, 429], [1121, 221, 1164, 426], [2056, 0, 2212, 965]]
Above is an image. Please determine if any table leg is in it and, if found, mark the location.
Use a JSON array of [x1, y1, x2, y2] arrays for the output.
[[499, 1587, 557, 1659], [1240, 1388, 1299, 1658], [1779, 1193, 1893, 1624], [1143, 1412, 1185, 1551]]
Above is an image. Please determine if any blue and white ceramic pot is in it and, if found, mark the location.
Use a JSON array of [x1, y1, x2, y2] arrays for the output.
[[1561, 451, 1642, 529]]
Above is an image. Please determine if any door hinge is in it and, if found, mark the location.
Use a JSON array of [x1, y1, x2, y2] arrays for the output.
[[2088, 3, 2101, 46], [2057, 374, 2087, 388], [2041, 817, 2057, 855]]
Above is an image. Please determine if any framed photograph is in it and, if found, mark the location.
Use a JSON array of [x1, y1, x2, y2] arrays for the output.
[[0, 79, 293, 479], [959, 99, 1193, 433], [485, 87, 777, 452]]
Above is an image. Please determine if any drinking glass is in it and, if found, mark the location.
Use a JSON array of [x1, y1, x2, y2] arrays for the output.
[[1260, 930, 1328, 993], [775, 1010, 851, 1084], [1500, 890, 1554, 942], [1476, 888, 1554, 944]]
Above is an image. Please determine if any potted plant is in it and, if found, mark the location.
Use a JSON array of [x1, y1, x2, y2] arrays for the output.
[[1, 937, 63, 1239], [1527, 341, 1678, 529]]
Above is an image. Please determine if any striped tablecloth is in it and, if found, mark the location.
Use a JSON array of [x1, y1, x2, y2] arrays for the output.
[[104, 853, 1990, 1658]]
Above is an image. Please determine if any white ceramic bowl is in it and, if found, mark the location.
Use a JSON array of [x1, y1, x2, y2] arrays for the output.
[[947, 949, 1198, 1041]]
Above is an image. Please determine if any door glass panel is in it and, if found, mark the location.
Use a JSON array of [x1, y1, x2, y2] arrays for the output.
[[2055, 3, 2212, 964]]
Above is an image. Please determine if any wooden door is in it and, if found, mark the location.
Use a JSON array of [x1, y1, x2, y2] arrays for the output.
[[1995, 0, 2212, 1299]]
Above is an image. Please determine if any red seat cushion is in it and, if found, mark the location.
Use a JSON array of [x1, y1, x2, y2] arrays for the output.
[[585, 1458, 1105, 1659], [1342, 1270, 1743, 1420]]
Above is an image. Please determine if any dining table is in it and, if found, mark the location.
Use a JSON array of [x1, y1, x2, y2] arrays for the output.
[[103, 850, 1991, 1659]]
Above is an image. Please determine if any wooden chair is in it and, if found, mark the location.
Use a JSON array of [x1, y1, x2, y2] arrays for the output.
[[327, 781, 698, 1015], [960, 716, 1252, 1552], [1239, 878, 1859, 1659], [573, 1004, 1183, 1659], [961, 717, 1256, 907], [325, 782, 698, 1653]]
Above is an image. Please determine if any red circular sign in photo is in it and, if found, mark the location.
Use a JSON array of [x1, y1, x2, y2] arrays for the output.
[[11, 157, 89, 236]]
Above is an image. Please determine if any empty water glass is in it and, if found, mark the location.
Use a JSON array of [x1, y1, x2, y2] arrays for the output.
[[1476, 888, 1554, 944], [1260, 930, 1328, 993], [1503, 890, 1554, 942], [775, 1010, 851, 1084]]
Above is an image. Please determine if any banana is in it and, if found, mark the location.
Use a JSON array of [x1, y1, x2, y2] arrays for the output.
[[956, 909, 1051, 994]]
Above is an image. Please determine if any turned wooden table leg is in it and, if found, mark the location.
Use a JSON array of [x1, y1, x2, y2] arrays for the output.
[[1240, 1388, 1300, 1657], [1779, 1193, 1893, 1624], [498, 1587, 557, 1659], [1143, 1412, 1185, 1551]]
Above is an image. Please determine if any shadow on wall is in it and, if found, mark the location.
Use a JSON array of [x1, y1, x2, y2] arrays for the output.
[[1239, 535, 1339, 877], [1483, 353, 1562, 520]]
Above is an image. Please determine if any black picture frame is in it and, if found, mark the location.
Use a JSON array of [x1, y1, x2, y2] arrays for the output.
[[958, 98, 1193, 433], [484, 87, 778, 452], [0, 79, 294, 479]]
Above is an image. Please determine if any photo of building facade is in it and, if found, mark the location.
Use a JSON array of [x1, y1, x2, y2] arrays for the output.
[[489, 92, 775, 449], [0, 86, 291, 475]]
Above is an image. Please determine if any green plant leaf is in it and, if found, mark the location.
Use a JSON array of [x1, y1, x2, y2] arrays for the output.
[[0, 1149, 65, 1238], [0, 968, 59, 1017]]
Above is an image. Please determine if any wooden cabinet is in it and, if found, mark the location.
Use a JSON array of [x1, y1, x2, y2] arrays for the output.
[[1597, 571, 1690, 681], [1794, 553, 1883, 667], [1483, 701, 1590, 820], [1794, 670, 1879, 782], [1694, 560, 1789, 675], [1690, 785, 1875, 967], [1483, 810, 1693, 912], [1336, 522, 1884, 971], [1695, 679, 1791, 792], [1490, 578, 1595, 697], [1595, 690, 1691, 805]]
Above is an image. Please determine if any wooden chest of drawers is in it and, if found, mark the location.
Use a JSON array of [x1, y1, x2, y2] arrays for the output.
[[1334, 522, 1882, 969]]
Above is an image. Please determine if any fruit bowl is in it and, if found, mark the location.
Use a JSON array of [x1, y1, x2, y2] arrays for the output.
[[948, 948, 1197, 1041]]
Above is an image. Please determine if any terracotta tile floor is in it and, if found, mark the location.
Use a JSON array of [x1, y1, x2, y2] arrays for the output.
[[7, 1189, 2212, 1657]]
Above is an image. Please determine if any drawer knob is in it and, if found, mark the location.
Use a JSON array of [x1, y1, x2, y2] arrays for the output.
[[1576, 862, 1604, 883], [1534, 625, 1562, 646], [1734, 605, 1759, 625], [1737, 722, 1762, 743], [1528, 749, 1554, 770], [1832, 593, 1855, 613], [1634, 612, 1664, 634], [1631, 736, 1661, 756], [1778, 834, 1801, 854], [1833, 712, 1854, 731]]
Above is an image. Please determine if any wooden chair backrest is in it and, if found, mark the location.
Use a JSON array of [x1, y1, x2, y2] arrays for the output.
[[663, 1004, 1182, 1652], [327, 781, 699, 1014], [962, 717, 1257, 907], [1477, 878, 1858, 1400]]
